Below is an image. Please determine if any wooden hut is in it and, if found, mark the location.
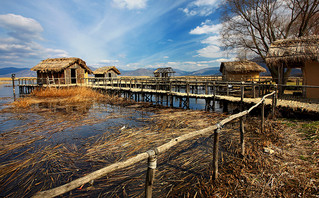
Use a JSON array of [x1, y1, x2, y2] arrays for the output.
[[220, 60, 266, 81], [266, 35, 319, 99], [93, 66, 121, 78], [31, 57, 92, 85], [154, 67, 175, 78]]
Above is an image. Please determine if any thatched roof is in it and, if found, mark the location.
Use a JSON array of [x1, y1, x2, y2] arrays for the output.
[[154, 67, 175, 74], [31, 57, 93, 73], [266, 35, 319, 67], [220, 60, 266, 73], [93, 66, 121, 75]]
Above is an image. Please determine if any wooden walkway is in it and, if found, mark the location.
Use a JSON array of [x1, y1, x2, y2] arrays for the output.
[[16, 77, 319, 113]]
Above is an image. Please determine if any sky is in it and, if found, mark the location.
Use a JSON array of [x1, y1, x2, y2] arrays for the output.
[[0, 0, 235, 71]]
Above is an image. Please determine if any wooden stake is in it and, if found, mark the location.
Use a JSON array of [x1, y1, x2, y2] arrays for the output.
[[261, 100, 265, 133], [212, 127, 220, 180], [272, 93, 275, 119], [145, 150, 157, 198]]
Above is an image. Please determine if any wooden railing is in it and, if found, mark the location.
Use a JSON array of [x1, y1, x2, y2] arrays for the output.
[[32, 91, 277, 198]]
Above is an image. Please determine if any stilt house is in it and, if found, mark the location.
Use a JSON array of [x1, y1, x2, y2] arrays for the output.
[[31, 57, 92, 85], [220, 60, 266, 81], [154, 67, 175, 78], [266, 35, 319, 99], [93, 66, 121, 78]]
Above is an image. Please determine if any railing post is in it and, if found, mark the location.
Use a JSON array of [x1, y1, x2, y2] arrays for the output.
[[212, 126, 220, 180], [145, 150, 157, 198], [261, 100, 265, 133]]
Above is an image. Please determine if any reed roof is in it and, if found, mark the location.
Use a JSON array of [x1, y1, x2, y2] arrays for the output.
[[154, 67, 175, 74], [266, 35, 319, 67], [93, 66, 121, 75], [220, 60, 266, 73], [31, 57, 93, 73]]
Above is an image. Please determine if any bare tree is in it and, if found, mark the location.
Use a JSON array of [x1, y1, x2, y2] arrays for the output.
[[221, 0, 319, 82]]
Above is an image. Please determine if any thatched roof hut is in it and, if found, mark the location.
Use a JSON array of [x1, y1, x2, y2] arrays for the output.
[[31, 57, 92, 85], [220, 60, 266, 81], [266, 35, 319, 99], [266, 35, 319, 67], [93, 66, 121, 75], [31, 57, 92, 73], [154, 67, 175, 78]]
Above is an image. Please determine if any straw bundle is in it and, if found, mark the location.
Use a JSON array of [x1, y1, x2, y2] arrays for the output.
[[266, 35, 319, 67]]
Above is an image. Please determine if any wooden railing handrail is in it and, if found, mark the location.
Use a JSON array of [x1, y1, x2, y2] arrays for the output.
[[32, 91, 276, 198]]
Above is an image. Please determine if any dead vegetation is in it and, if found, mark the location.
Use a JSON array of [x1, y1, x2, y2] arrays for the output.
[[0, 87, 318, 197]]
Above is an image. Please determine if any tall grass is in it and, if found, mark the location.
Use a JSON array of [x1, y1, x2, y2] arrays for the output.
[[12, 87, 133, 108]]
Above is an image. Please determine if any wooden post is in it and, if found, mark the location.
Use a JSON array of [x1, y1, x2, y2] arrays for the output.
[[272, 93, 276, 119], [226, 82, 229, 96], [11, 74, 16, 100], [253, 82, 256, 98], [240, 116, 245, 156], [213, 82, 216, 110], [145, 150, 157, 198], [186, 81, 190, 96], [261, 100, 265, 133], [170, 95, 173, 107], [205, 82, 208, 95], [212, 127, 220, 180], [240, 82, 245, 156]]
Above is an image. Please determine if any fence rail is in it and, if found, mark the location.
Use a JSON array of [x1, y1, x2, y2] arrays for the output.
[[32, 91, 276, 198]]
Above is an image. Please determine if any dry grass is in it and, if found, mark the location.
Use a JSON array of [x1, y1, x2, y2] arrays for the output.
[[11, 87, 134, 108]]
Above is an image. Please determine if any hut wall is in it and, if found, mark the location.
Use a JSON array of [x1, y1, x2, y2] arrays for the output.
[[224, 72, 260, 81], [37, 71, 65, 84], [304, 61, 319, 99], [65, 63, 86, 84], [107, 70, 118, 78]]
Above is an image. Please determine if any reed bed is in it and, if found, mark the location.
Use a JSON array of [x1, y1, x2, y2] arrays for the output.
[[0, 87, 318, 197]]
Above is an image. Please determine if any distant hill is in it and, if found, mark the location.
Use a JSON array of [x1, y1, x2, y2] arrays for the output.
[[0, 66, 221, 78], [188, 67, 220, 76], [120, 68, 154, 76], [0, 67, 36, 77], [119, 67, 220, 77]]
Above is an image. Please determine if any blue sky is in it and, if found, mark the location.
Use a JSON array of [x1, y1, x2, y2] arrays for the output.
[[0, 0, 235, 71]]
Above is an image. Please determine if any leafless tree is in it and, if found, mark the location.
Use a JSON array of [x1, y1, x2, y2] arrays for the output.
[[221, 0, 319, 82]]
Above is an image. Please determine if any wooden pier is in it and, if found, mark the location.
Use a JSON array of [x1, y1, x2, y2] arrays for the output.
[[16, 76, 274, 111]]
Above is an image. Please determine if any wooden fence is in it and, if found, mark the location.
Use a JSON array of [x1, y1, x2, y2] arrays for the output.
[[32, 91, 276, 198]]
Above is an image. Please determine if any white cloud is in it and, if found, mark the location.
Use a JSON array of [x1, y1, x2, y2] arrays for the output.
[[182, 0, 223, 16], [99, 59, 120, 64], [0, 14, 68, 67], [190, 23, 222, 35], [163, 56, 169, 59], [0, 14, 43, 41], [112, 0, 148, 10]]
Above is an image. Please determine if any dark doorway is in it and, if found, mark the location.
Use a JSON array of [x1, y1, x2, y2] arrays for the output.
[[108, 73, 112, 78], [71, 69, 76, 84]]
